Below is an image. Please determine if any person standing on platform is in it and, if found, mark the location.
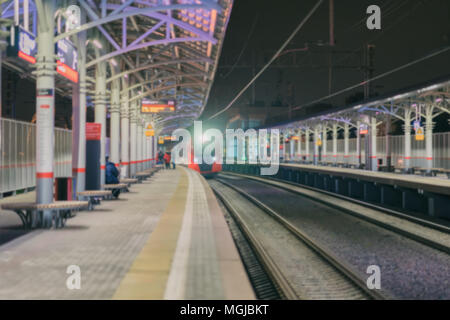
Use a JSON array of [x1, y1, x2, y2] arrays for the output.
[[163, 152, 171, 170], [158, 150, 164, 165], [105, 156, 121, 199]]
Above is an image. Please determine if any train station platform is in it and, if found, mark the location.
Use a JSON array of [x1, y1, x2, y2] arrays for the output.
[[0, 168, 254, 300]]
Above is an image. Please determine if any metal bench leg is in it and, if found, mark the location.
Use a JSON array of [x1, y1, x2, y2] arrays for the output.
[[14, 210, 28, 229]]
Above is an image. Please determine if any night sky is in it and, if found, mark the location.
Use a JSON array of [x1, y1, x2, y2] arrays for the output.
[[202, 0, 450, 124]]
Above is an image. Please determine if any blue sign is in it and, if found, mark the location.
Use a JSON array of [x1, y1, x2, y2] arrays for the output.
[[7, 26, 37, 64], [56, 39, 79, 82], [56, 39, 78, 71]]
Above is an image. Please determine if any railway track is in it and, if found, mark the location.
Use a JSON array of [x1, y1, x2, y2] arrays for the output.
[[222, 171, 450, 254], [210, 178, 385, 300], [211, 173, 450, 300]]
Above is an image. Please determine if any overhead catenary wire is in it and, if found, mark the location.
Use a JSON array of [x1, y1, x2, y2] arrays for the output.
[[290, 45, 450, 112], [208, 0, 324, 120], [221, 14, 259, 79]]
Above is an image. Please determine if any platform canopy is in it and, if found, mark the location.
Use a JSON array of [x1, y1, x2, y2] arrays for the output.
[[1, 0, 233, 132]]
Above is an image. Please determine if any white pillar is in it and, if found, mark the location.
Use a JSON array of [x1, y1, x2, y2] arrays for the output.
[[120, 84, 129, 178], [130, 101, 137, 177], [313, 127, 319, 165], [425, 105, 434, 173], [370, 117, 378, 171], [35, 0, 56, 210], [289, 130, 295, 161], [152, 135, 156, 167], [404, 108, 412, 172], [137, 121, 143, 172], [356, 120, 362, 168], [344, 123, 350, 166], [332, 124, 338, 165], [95, 61, 107, 188], [305, 129, 310, 164], [322, 126, 328, 164], [297, 130, 302, 161], [110, 79, 120, 167], [72, 11, 87, 194], [385, 115, 392, 170]]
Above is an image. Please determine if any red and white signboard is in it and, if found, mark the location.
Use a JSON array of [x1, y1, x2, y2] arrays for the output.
[[86, 123, 101, 141]]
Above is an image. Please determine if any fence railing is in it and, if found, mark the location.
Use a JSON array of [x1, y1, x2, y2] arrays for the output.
[[288, 132, 450, 169], [0, 118, 72, 194]]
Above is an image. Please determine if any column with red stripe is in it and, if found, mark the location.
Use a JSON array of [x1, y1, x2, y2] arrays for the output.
[[35, 1, 56, 213], [94, 57, 107, 188], [120, 80, 130, 178]]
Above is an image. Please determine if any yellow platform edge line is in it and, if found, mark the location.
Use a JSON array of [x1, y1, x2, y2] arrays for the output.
[[112, 168, 189, 300]]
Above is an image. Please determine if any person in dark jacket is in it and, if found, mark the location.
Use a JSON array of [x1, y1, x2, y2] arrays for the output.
[[105, 156, 120, 198], [158, 150, 164, 165]]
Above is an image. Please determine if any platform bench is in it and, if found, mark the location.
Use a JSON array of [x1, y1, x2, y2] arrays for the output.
[[442, 169, 450, 179], [120, 178, 139, 190], [103, 184, 129, 195], [1, 201, 89, 229], [77, 190, 113, 211], [135, 172, 151, 183]]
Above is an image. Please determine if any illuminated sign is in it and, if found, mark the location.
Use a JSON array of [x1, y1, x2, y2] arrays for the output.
[[415, 127, 424, 141], [316, 138, 322, 147], [291, 136, 300, 141], [86, 123, 101, 141], [145, 129, 155, 137], [56, 39, 79, 83], [359, 124, 369, 135], [413, 120, 422, 131], [158, 137, 164, 144], [7, 26, 37, 64], [141, 100, 176, 114]]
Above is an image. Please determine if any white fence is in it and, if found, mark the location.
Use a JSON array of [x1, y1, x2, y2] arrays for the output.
[[0, 118, 72, 194], [290, 132, 450, 169]]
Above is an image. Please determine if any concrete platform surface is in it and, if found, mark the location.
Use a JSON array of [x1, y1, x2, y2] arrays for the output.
[[0, 167, 254, 300]]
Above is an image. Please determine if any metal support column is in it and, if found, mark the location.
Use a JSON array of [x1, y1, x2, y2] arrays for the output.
[[313, 127, 319, 165], [94, 60, 107, 188], [322, 126, 328, 164], [356, 121, 362, 168], [425, 105, 434, 174], [130, 101, 137, 177], [35, 0, 56, 211], [332, 124, 338, 166], [72, 11, 87, 194], [404, 108, 412, 172], [344, 123, 350, 166], [120, 81, 129, 178], [137, 121, 143, 172], [385, 115, 392, 170], [370, 117, 378, 171], [110, 79, 121, 166], [297, 130, 302, 161], [305, 129, 310, 164]]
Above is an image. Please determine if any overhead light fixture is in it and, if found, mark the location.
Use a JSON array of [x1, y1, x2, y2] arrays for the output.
[[93, 39, 103, 49]]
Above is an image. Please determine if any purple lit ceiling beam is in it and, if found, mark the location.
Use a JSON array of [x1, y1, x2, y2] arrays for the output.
[[124, 72, 207, 93], [87, 38, 215, 68], [130, 83, 208, 102], [129, 20, 165, 47], [56, 2, 221, 40], [106, 4, 218, 45], [105, 58, 213, 82]]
